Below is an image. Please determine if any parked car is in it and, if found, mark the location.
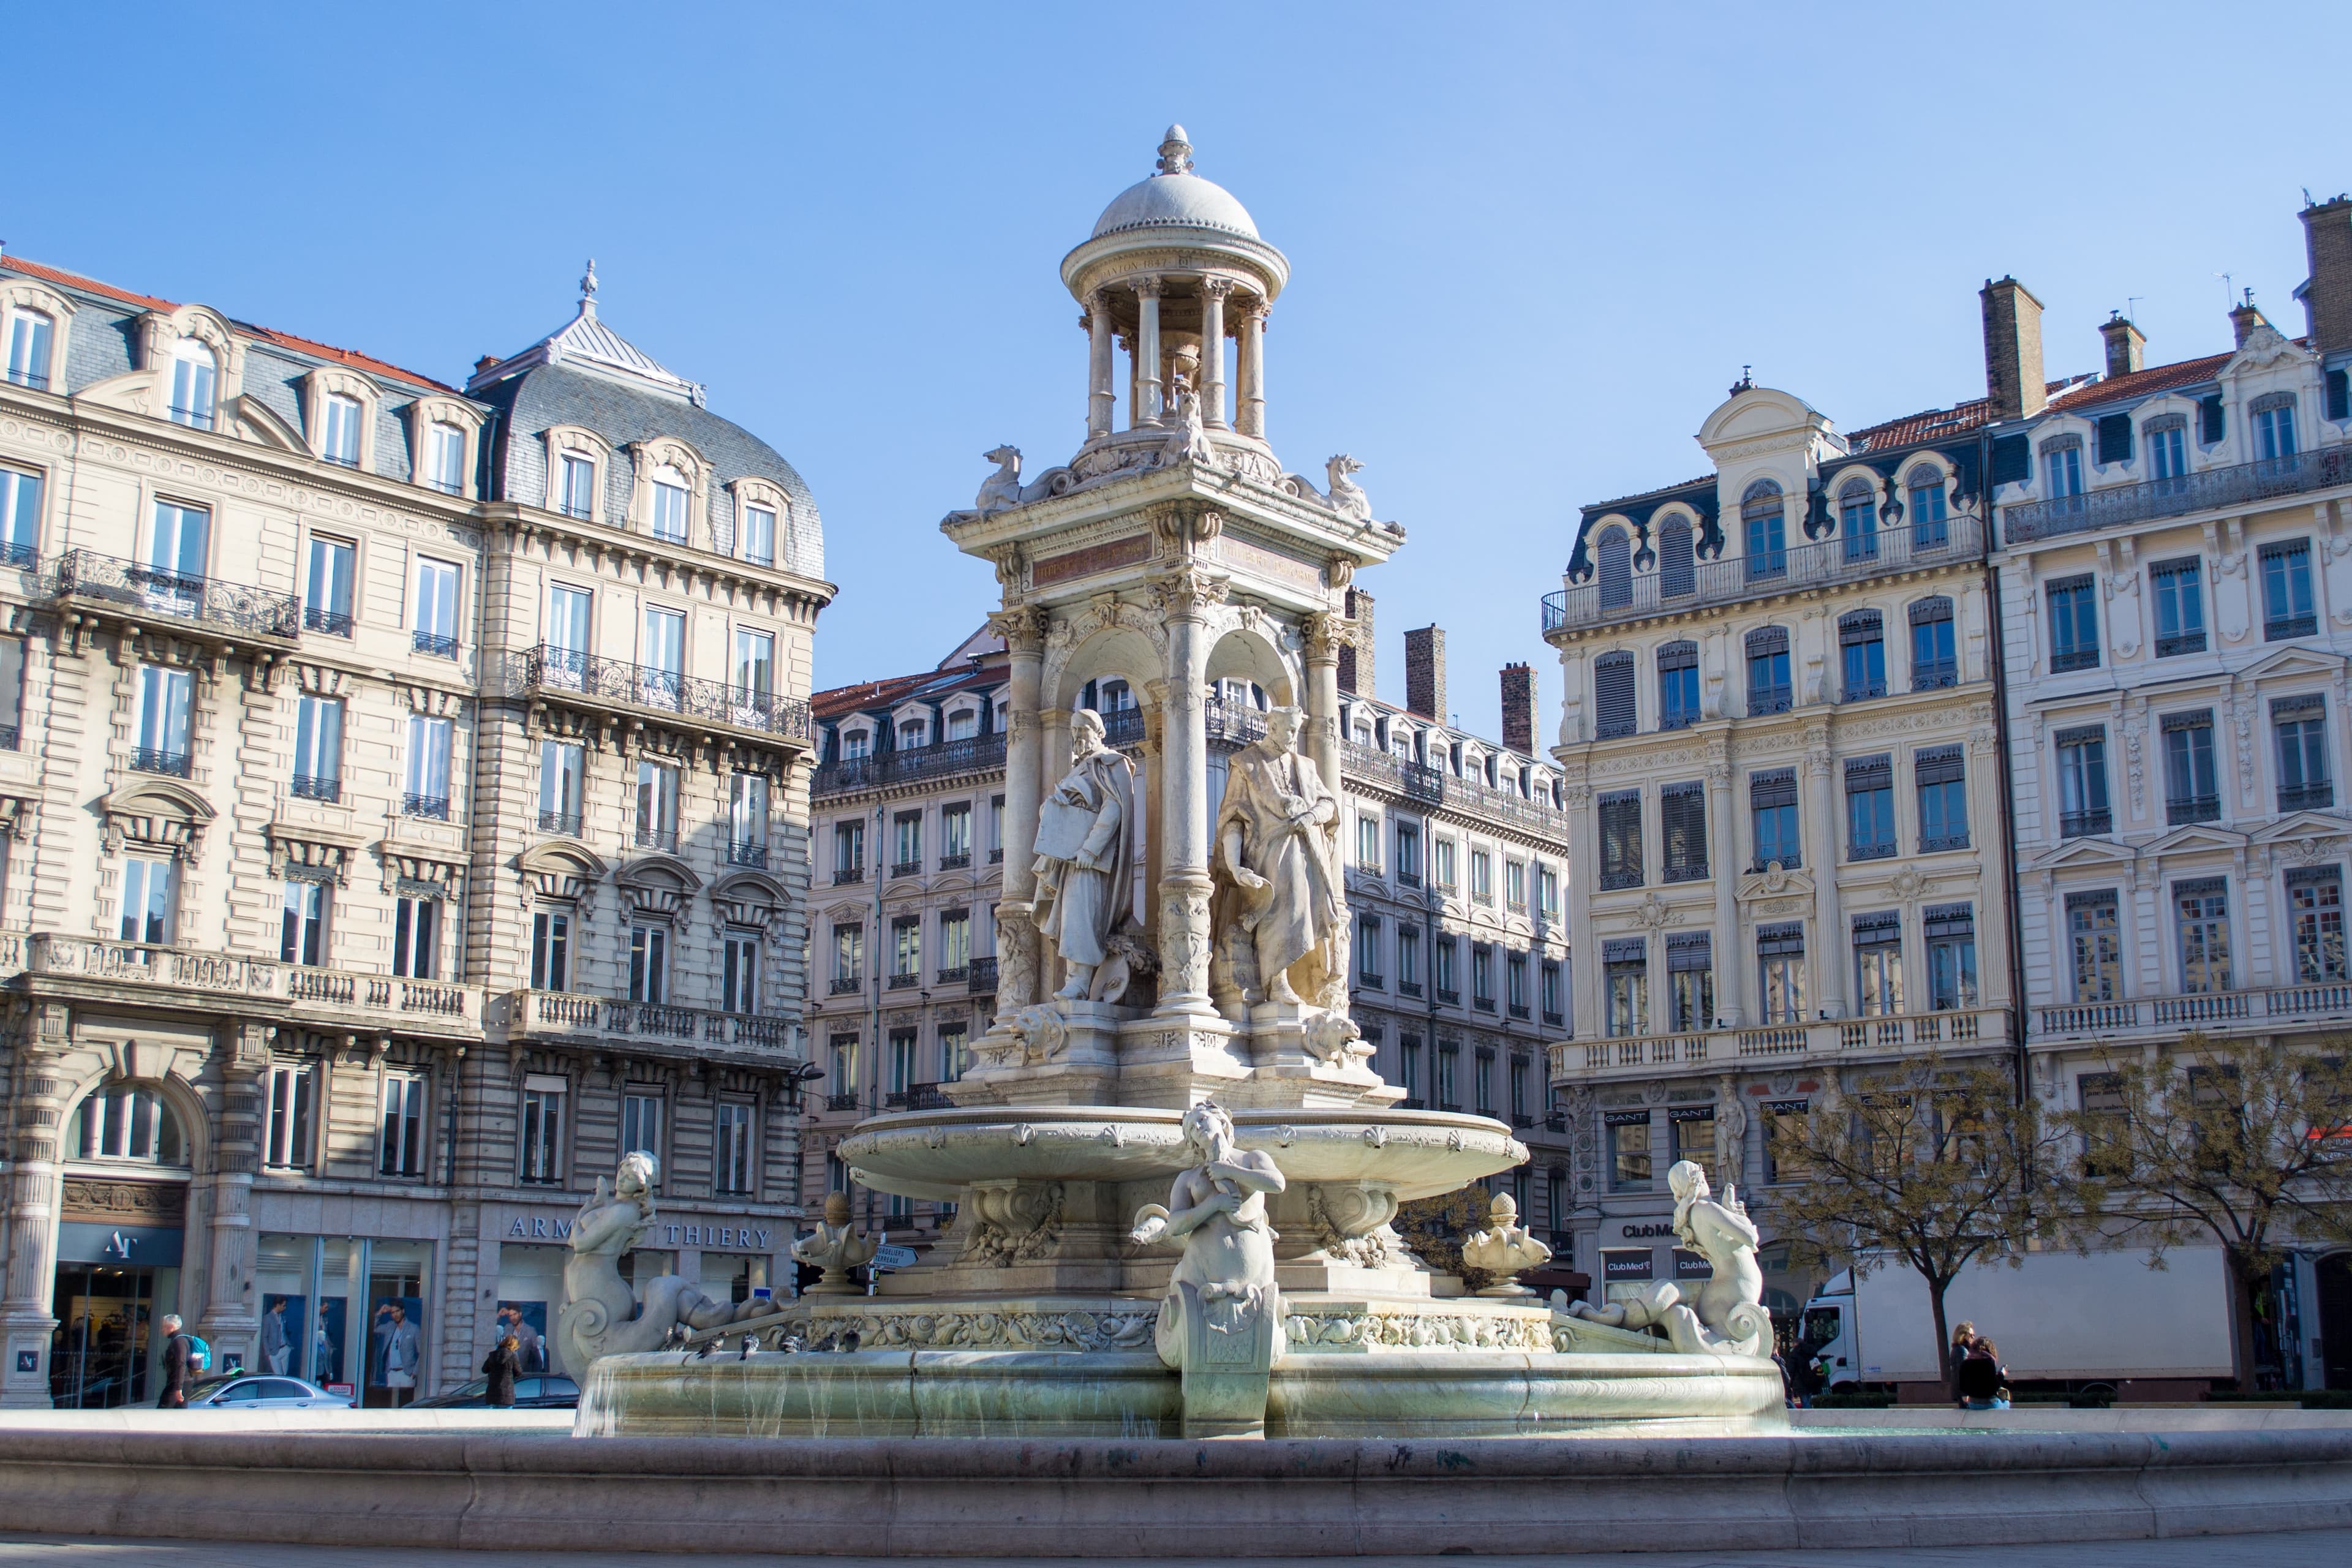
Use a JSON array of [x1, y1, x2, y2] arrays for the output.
[[412, 1374, 580, 1411], [183, 1373, 353, 1409]]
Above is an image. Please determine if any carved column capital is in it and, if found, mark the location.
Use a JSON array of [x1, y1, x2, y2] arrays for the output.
[[1151, 564, 1229, 621], [1303, 612, 1349, 665], [987, 606, 1050, 653], [1200, 277, 1236, 301], [1133, 276, 1164, 300]]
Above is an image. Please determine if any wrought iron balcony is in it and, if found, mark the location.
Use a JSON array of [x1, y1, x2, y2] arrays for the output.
[[2060, 807, 2111, 837], [132, 746, 190, 778], [1511, 1112, 1536, 1129], [1101, 706, 1145, 744], [728, 840, 769, 869], [938, 851, 971, 871], [2155, 631, 2207, 658], [636, 826, 679, 853], [936, 964, 968, 985], [2004, 446, 2352, 543], [989, 847, 1004, 863], [1357, 972, 1385, 991], [1203, 694, 1267, 746], [886, 1084, 957, 1111], [829, 976, 864, 995], [304, 605, 353, 636], [968, 957, 998, 993], [813, 732, 1006, 794], [1849, 841, 1896, 862], [405, 793, 450, 821], [1921, 832, 1970, 853], [832, 865, 865, 885], [412, 629, 460, 658], [2281, 782, 2335, 812], [1750, 689, 1793, 717], [2166, 793, 2221, 827], [1509, 1003, 1531, 1020], [508, 644, 813, 746], [887, 971, 920, 990], [825, 1092, 861, 1112], [0, 541, 34, 569], [1912, 665, 1958, 692], [1398, 979, 1423, 998], [291, 773, 341, 804], [1474, 996, 1496, 1013], [1542, 1009, 1564, 1028], [538, 809, 584, 837], [891, 860, 922, 879], [2271, 613, 2321, 641], [1436, 987, 1460, 1006], [168, 404, 214, 429], [1599, 869, 1643, 891], [52, 550, 300, 639], [0, 725, 18, 752]]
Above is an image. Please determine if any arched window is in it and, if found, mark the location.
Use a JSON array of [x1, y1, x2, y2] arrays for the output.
[[1742, 481, 1785, 581], [2252, 391, 2299, 461], [1840, 610, 1887, 701], [1838, 478, 1880, 562], [1657, 639, 1699, 730], [1746, 627, 1791, 715], [1596, 526, 1632, 610], [1905, 465, 1949, 547], [1910, 597, 1958, 690], [169, 341, 216, 430], [5, 307, 55, 391], [1658, 513, 1695, 599], [69, 1088, 187, 1166], [1594, 652, 1637, 739], [649, 464, 691, 543]]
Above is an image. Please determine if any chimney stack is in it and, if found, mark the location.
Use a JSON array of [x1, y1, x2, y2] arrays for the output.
[[1980, 276, 2047, 421], [1500, 663, 1536, 755], [2229, 292, 2269, 349], [1404, 625, 1446, 721], [2299, 194, 2352, 355], [2099, 312, 2145, 381], [1338, 587, 1375, 696]]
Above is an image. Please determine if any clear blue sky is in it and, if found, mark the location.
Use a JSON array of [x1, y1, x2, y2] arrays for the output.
[[9, 2, 2346, 740]]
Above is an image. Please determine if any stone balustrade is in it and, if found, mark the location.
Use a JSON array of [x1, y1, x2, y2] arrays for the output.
[[507, 989, 801, 1057], [1547, 1005, 2008, 1084], [22, 933, 483, 1033], [2034, 982, 2352, 1042]]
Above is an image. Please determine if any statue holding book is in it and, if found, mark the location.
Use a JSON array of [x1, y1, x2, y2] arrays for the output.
[[1032, 707, 1143, 1002]]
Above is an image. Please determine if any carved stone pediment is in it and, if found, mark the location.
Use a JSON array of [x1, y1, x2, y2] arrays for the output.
[[710, 869, 788, 930], [616, 853, 702, 921], [266, 821, 367, 886], [517, 839, 608, 902], [374, 836, 469, 895], [1735, 862, 1814, 902], [100, 778, 215, 859]]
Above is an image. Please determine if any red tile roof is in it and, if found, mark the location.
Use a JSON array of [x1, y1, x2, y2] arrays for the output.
[[2049, 350, 2234, 412], [0, 254, 457, 394], [1847, 396, 1993, 450]]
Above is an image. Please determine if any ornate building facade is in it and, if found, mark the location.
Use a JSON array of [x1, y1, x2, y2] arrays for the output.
[[0, 257, 829, 1406]]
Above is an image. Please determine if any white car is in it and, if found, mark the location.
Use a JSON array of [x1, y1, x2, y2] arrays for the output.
[[183, 1373, 353, 1409]]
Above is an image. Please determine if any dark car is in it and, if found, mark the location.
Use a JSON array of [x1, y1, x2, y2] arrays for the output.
[[411, 1374, 580, 1411]]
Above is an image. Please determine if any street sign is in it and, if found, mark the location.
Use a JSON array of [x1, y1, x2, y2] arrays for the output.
[[872, 1244, 919, 1271]]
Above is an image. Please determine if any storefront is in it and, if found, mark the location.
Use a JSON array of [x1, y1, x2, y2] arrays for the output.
[[48, 1175, 189, 1409], [255, 1234, 435, 1406]]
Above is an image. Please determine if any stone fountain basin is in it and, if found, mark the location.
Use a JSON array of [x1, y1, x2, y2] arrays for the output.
[[839, 1104, 1526, 1204]]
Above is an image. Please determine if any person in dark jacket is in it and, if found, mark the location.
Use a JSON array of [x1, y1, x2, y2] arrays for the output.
[[156, 1314, 191, 1409], [483, 1335, 521, 1409], [1954, 1338, 2010, 1410]]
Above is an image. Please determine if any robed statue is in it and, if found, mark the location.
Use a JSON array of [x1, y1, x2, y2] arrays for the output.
[[1213, 705, 1344, 1008], [1033, 707, 1142, 1001]]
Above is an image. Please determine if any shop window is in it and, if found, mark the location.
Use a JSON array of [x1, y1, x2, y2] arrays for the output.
[[1607, 1110, 1653, 1190]]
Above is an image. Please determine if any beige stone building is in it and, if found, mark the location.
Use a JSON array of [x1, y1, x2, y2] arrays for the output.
[[0, 257, 829, 1406]]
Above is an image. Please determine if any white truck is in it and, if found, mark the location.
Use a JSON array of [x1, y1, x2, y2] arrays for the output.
[[1800, 1246, 2234, 1399]]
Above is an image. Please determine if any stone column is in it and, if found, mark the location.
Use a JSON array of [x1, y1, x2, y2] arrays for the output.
[[1235, 299, 1267, 439], [1564, 783, 1600, 1042], [1708, 758, 1741, 1027], [0, 1007, 68, 1408], [1085, 291, 1115, 440], [1135, 277, 1164, 428], [1119, 334, 1139, 431], [1153, 565, 1224, 1017], [196, 1025, 270, 1371], [1199, 279, 1232, 430], [991, 609, 1049, 1012], [1303, 610, 1349, 1007], [1804, 737, 1845, 1020], [1140, 692, 1167, 948]]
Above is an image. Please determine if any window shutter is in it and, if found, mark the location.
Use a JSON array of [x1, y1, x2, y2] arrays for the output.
[[2328, 369, 2350, 423], [1659, 516, 1695, 598], [2095, 413, 2132, 466], [1594, 654, 1636, 739], [1923, 902, 1975, 940], [1665, 932, 1711, 971], [1749, 768, 1796, 809], [1909, 596, 1954, 626], [1746, 625, 1789, 659], [2199, 394, 2225, 445], [1989, 434, 2029, 486], [1660, 782, 1707, 880], [1915, 744, 1964, 786], [1840, 610, 1883, 646]]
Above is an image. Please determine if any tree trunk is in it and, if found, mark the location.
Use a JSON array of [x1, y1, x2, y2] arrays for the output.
[[2223, 1253, 2261, 1392], [1925, 1272, 1953, 1390]]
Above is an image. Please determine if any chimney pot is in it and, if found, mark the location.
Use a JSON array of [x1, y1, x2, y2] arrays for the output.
[[1981, 277, 2046, 421], [1404, 625, 1447, 722], [1338, 587, 1375, 697], [2099, 312, 2146, 381], [1499, 663, 1536, 756], [2229, 296, 2269, 349]]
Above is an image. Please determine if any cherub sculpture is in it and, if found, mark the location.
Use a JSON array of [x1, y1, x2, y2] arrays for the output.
[[1563, 1159, 1770, 1357], [1129, 1101, 1287, 1370]]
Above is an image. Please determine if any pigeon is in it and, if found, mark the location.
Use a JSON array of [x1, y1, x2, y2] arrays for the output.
[[807, 1331, 837, 1354], [693, 1338, 715, 1359], [737, 1335, 753, 1360], [837, 1330, 861, 1353]]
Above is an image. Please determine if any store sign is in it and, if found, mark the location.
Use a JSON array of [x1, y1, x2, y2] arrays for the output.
[[14, 1352, 37, 1373], [55, 1222, 183, 1267], [1673, 1249, 1712, 1280], [1600, 1250, 1654, 1281], [1619, 1222, 1676, 1238], [502, 1214, 777, 1250]]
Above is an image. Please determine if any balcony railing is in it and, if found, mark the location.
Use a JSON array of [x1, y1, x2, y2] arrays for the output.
[[52, 550, 300, 639], [728, 840, 769, 869], [508, 644, 813, 745], [1436, 987, 1460, 1006], [509, 989, 797, 1053], [1509, 1002, 1531, 1020], [891, 860, 922, 878], [825, 1092, 861, 1112], [1542, 1009, 1564, 1028], [636, 826, 680, 853], [131, 746, 190, 778], [888, 971, 919, 990], [2060, 807, 2111, 837], [538, 809, 583, 837], [832, 865, 866, 885], [1544, 514, 1985, 632], [2166, 793, 2220, 827], [1203, 695, 1268, 746], [1357, 972, 1385, 991], [1101, 706, 1145, 744], [830, 976, 864, 995], [936, 964, 968, 985], [2035, 982, 2352, 1039], [938, 851, 970, 871], [22, 935, 483, 1029], [814, 732, 1006, 794], [1550, 1006, 2010, 1082], [303, 606, 353, 636], [412, 629, 461, 658], [0, 725, 17, 752], [405, 793, 451, 821], [2281, 782, 2335, 813], [968, 956, 998, 993], [2003, 447, 2352, 544], [885, 1083, 957, 1111], [292, 773, 341, 804]]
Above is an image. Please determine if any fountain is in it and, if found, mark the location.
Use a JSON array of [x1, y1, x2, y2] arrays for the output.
[[573, 126, 1782, 1439]]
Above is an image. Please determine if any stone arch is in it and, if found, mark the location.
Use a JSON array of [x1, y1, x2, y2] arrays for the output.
[[58, 1046, 212, 1175], [709, 869, 787, 930], [1039, 603, 1170, 715], [1204, 617, 1298, 709], [98, 777, 215, 859], [516, 839, 608, 902], [615, 853, 703, 922]]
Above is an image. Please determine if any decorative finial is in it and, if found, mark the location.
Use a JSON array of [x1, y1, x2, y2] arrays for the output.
[[1156, 124, 1193, 177], [1730, 364, 1754, 396], [579, 258, 599, 317]]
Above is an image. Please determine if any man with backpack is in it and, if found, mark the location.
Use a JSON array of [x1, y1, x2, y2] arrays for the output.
[[156, 1315, 194, 1409]]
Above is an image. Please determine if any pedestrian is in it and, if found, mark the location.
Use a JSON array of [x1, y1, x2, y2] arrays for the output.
[[1948, 1321, 1978, 1408], [482, 1335, 521, 1409], [156, 1314, 192, 1409], [1955, 1336, 2010, 1411]]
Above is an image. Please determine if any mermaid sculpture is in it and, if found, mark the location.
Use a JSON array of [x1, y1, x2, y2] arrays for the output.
[[1564, 1159, 1770, 1358], [557, 1153, 767, 1373]]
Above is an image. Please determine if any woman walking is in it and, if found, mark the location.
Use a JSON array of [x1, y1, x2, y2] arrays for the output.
[[482, 1334, 521, 1409], [1955, 1336, 2010, 1411]]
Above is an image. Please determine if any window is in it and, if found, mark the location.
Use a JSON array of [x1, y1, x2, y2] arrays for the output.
[[1746, 627, 1791, 715], [1909, 598, 1956, 690], [1434, 1042, 1459, 1110], [392, 893, 439, 979], [1506, 951, 1529, 1016], [722, 929, 761, 1014], [1762, 1098, 1807, 1184], [2146, 417, 2188, 483], [640, 606, 684, 707], [119, 855, 173, 944], [1604, 938, 1647, 1038], [939, 1022, 968, 1084], [520, 1076, 565, 1183], [292, 696, 344, 801], [1670, 1107, 1716, 1169], [70, 1088, 185, 1166], [937, 908, 971, 978], [413, 558, 460, 657], [559, 453, 596, 519], [1757, 922, 1806, 1024], [1434, 935, 1458, 1002], [829, 1036, 859, 1106], [1926, 903, 1978, 1011], [898, 717, 927, 750], [379, 1071, 427, 1177], [1472, 1047, 1495, 1115], [405, 714, 451, 818], [279, 878, 329, 966], [2041, 435, 2083, 499], [4, 307, 53, 390], [2199, 394, 2226, 446], [1596, 525, 1632, 610], [742, 504, 777, 567], [1667, 932, 1713, 1031], [2289, 867, 2348, 984], [1599, 790, 1642, 889], [1432, 835, 1457, 891], [1470, 849, 1493, 903], [1905, 467, 1948, 548], [1607, 1110, 1653, 1189], [168, 341, 216, 428], [2161, 710, 2219, 825], [1750, 768, 1799, 870], [893, 810, 922, 874], [134, 665, 194, 775], [833, 923, 864, 986], [944, 706, 978, 742], [1396, 820, 1422, 884], [426, 422, 466, 494], [1648, 639, 1702, 731], [0, 464, 39, 567], [539, 740, 584, 835], [1742, 480, 1786, 580], [2253, 394, 2299, 461], [303, 534, 353, 635], [1471, 943, 1496, 1009], [1594, 652, 1636, 739], [892, 914, 922, 981], [628, 924, 669, 1003], [1640, 783, 1703, 888], [2150, 557, 2205, 657], [1537, 864, 1560, 921], [834, 820, 865, 880], [264, 1063, 314, 1170], [621, 1092, 663, 1160], [2095, 412, 2133, 467], [2067, 891, 2121, 1003], [530, 907, 571, 990], [990, 795, 1005, 862], [320, 393, 362, 467], [1398, 926, 1421, 994], [1845, 755, 1896, 861], [146, 497, 209, 616], [2048, 575, 2100, 671], [649, 465, 690, 543], [2261, 541, 2316, 639], [1540, 957, 1563, 1023], [730, 773, 771, 865], [636, 760, 679, 851], [1356, 812, 1382, 870], [1357, 914, 1383, 985], [715, 1102, 755, 1196], [1659, 513, 1695, 598], [939, 801, 971, 867], [1852, 912, 1902, 1017], [2275, 695, 2332, 811], [733, 627, 774, 705], [2056, 725, 2111, 836], [1917, 745, 1968, 851], [1838, 478, 1879, 562], [1840, 611, 1885, 701], [2174, 878, 2232, 994]]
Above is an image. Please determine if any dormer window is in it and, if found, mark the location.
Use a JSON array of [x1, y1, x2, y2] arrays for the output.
[[743, 505, 777, 567], [898, 718, 929, 750], [1742, 480, 1785, 579], [559, 453, 596, 520], [946, 707, 978, 741], [426, 423, 466, 494], [842, 728, 872, 761], [2041, 435, 2084, 499], [169, 341, 216, 430], [2253, 393, 2299, 462], [4, 308, 53, 391], [321, 394, 363, 467], [650, 464, 690, 543]]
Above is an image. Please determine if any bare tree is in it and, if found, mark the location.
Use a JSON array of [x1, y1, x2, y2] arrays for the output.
[[1773, 1052, 2071, 1386], [2056, 1035, 2352, 1388]]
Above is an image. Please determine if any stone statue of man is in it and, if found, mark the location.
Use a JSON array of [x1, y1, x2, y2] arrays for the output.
[[1214, 705, 1343, 1007], [1031, 707, 1139, 1001]]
